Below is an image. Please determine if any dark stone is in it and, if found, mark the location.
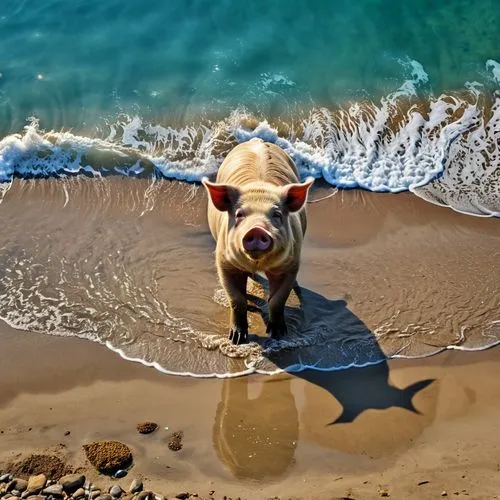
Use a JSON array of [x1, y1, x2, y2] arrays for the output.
[[129, 480, 142, 494], [59, 475, 85, 494], [42, 485, 63, 497], [109, 485, 123, 498]]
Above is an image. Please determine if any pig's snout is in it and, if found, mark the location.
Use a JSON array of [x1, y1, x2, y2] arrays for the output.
[[243, 227, 273, 253]]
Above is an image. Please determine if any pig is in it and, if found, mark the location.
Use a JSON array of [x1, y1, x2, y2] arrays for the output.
[[202, 138, 314, 345]]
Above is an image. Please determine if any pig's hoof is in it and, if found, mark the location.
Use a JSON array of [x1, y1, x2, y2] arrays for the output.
[[266, 321, 288, 339], [228, 327, 248, 345]]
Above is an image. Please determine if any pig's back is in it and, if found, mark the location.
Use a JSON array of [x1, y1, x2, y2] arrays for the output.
[[216, 139, 300, 187]]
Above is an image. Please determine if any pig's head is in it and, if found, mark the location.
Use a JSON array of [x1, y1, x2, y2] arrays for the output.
[[203, 177, 314, 270]]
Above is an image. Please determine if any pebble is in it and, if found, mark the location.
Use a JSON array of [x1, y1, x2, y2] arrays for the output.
[[73, 488, 85, 499], [0, 475, 12, 483], [114, 471, 127, 479], [136, 492, 152, 500], [95, 496, 113, 500], [109, 485, 123, 498], [175, 494, 189, 500], [84, 481, 91, 491], [10, 480, 28, 493], [26, 496, 46, 500], [129, 480, 143, 494], [27, 475, 46, 494], [441, 492, 448, 497], [10, 490, 21, 497], [91, 490, 101, 499], [60, 475, 85, 494], [42, 485, 63, 496]]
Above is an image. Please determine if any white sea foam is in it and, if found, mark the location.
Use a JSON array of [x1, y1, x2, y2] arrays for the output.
[[1, 60, 499, 218]]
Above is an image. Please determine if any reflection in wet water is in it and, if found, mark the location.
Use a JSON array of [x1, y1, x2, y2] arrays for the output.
[[212, 375, 298, 480]]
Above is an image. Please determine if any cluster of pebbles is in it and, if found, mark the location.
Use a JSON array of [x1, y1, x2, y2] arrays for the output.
[[0, 471, 199, 500], [0, 472, 148, 500]]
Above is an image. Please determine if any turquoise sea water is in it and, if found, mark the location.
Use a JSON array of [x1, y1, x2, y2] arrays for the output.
[[1, 0, 499, 132]]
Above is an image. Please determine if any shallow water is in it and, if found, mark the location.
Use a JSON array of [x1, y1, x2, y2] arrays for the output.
[[0, 179, 498, 377]]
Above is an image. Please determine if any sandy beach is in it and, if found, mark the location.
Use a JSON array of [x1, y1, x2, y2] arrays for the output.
[[1, 322, 499, 499], [0, 179, 499, 499]]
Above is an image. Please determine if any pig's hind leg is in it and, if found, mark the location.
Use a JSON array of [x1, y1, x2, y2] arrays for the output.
[[218, 264, 249, 345]]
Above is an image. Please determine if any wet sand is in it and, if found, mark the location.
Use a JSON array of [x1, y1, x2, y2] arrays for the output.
[[0, 178, 498, 376], [0, 179, 499, 497], [1, 322, 500, 499]]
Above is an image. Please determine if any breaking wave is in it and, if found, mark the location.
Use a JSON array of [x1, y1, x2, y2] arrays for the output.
[[1, 59, 499, 216]]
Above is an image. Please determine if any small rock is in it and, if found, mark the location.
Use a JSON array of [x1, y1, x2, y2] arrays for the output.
[[1, 474, 12, 483], [64, 431, 71, 436], [136, 422, 158, 435], [60, 475, 85, 494], [11, 490, 21, 497], [175, 494, 189, 500], [137, 492, 152, 500], [95, 496, 113, 500], [129, 480, 143, 494], [10, 480, 28, 493], [167, 431, 183, 452], [441, 492, 448, 497], [109, 485, 123, 498], [377, 485, 390, 497], [27, 475, 46, 495], [26, 496, 46, 500], [73, 488, 85, 499], [114, 471, 127, 479], [43, 485, 63, 496], [84, 481, 91, 490], [417, 481, 429, 486], [91, 491, 101, 499]]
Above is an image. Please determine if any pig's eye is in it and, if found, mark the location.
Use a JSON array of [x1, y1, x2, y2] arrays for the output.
[[272, 210, 283, 225], [234, 209, 245, 223]]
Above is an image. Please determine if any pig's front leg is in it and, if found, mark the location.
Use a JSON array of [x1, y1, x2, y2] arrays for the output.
[[218, 262, 249, 345], [266, 270, 297, 339]]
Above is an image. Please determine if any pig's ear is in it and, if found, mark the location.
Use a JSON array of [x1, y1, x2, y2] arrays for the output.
[[281, 177, 314, 212], [202, 177, 240, 212]]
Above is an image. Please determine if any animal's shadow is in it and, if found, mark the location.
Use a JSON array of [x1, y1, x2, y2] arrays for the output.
[[246, 274, 434, 424]]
